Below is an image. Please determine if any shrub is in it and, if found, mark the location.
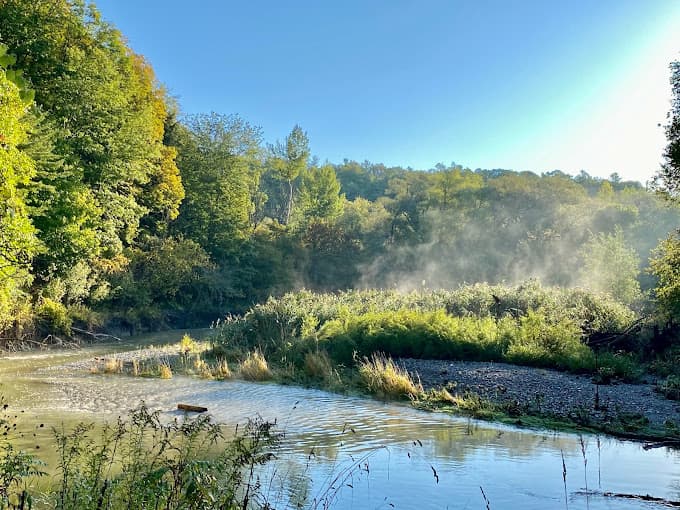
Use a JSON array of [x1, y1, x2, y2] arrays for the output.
[[215, 284, 638, 374], [505, 311, 592, 371], [35, 297, 72, 336], [658, 375, 680, 400]]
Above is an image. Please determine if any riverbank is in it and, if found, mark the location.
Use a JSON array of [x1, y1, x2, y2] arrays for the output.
[[400, 358, 680, 438], [64, 340, 680, 442]]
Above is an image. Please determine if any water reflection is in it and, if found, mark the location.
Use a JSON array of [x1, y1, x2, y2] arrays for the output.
[[0, 348, 679, 509]]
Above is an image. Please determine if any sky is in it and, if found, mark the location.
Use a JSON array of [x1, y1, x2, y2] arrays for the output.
[[94, 0, 680, 184]]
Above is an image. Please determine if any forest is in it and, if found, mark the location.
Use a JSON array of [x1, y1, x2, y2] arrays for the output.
[[0, 0, 679, 354], [3, 1, 680, 508]]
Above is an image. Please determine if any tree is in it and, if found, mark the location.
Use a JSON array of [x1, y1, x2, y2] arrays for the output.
[[0, 48, 39, 332], [579, 228, 641, 305], [654, 60, 680, 196], [650, 59, 680, 320], [295, 165, 344, 225], [269, 125, 309, 224], [0, 0, 179, 280], [170, 113, 262, 258]]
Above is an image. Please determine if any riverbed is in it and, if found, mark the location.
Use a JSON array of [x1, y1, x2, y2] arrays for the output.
[[1, 340, 679, 509]]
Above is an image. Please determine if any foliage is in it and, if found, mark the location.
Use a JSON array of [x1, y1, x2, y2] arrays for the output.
[[578, 227, 642, 305], [215, 285, 635, 373], [0, 55, 38, 336], [650, 233, 680, 321], [0, 402, 44, 509], [47, 404, 279, 510], [0, 0, 677, 350], [654, 60, 680, 197], [658, 374, 680, 400]]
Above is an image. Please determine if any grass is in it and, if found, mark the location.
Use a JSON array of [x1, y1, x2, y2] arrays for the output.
[[303, 350, 333, 379], [358, 353, 423, 399], [0, 403, 282, 509], [158, 362, 173, 379], [239, 350, 273, 381], [212, 359, 233, 380]]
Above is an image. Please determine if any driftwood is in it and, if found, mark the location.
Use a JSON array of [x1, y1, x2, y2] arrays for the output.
[[71, 327, 122, 342], [177, 404, 208, 413], [602, 491, 680, 507], [643, 440, 680, 450]]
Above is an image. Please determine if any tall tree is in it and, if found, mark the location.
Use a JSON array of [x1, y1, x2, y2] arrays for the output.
[[270, 125, 309, 224], [295, 164, 344, 225], [170, 113, 262, 258], [654, 60, 680, 196], [0, 46, 39, 332]]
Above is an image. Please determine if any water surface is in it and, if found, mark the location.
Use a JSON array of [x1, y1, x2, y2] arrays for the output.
[[1, 345, 678, 509]]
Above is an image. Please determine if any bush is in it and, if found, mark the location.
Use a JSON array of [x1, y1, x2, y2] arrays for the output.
[[658, 375, 680, 400], [214, 284, 638, 374], [35, 297, 72, 336], [505, 310, 592, 371]]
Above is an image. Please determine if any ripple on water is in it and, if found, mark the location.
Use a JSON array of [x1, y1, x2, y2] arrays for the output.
[[4, 363, 680, 509]]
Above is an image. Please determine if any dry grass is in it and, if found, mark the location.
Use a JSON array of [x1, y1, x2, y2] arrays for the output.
[[358, 353, 423, 399], [239, 350, 273, 381], [428, 387, 457, 404], [103, 358, 123, 374], [303, 351, 333, 379], [158, 363, 173, 379], [212, 359, 233, 380]]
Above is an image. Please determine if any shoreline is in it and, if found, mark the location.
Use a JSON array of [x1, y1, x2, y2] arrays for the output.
[[65, 342, 680, 442]]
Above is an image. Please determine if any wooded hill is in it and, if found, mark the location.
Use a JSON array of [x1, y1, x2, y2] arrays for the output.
[[1, 0, 679, 342]]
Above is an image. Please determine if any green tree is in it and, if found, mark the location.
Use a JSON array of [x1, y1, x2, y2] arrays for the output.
[[269, 125, 309, 224], [650, 59, 680, 320], [170, 113, 262, 258], [579, 228, 641, 305], [295, 164, 344, 225], [0, 0, 179, 284], [0, 50, 39, 332], [650, 233, 680, 319], [656, 62, 680, 198]]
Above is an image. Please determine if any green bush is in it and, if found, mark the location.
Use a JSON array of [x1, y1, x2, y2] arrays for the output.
[[35, 297, 72, 336], [214, 283, 638, 374], [505, 310, 591, 371]]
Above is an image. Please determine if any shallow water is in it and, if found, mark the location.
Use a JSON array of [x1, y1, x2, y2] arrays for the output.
[[1, 344, 679, 509]]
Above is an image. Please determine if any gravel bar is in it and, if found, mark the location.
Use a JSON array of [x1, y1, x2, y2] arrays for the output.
[[399, 358, 680, 429]]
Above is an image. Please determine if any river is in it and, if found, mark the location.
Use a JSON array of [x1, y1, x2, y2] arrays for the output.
[[0, 337, 678, 509]]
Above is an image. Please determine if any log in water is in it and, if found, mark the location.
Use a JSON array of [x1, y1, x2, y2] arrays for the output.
[[177, 403, 208, 413]]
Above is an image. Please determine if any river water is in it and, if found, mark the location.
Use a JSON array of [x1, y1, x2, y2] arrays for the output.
[[1, 340, 678, 509]]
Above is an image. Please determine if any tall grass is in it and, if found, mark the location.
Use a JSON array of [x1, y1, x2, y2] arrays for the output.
[[358, 353, 423, 398], [239, 350, 273, 381], [0, 403, 281, 510]]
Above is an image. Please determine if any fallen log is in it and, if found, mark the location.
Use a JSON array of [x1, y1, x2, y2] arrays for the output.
[[72, 327, 122, 342], [177, 404, 208, 413], [602, 491, 680, 507], [643, 440, 680, 450]]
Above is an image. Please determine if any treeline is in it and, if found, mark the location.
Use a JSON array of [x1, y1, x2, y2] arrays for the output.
[[0, 0, 679, 342]]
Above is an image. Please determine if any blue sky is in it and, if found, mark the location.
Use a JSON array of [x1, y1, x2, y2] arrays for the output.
[[95, 0, 680, 183]]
